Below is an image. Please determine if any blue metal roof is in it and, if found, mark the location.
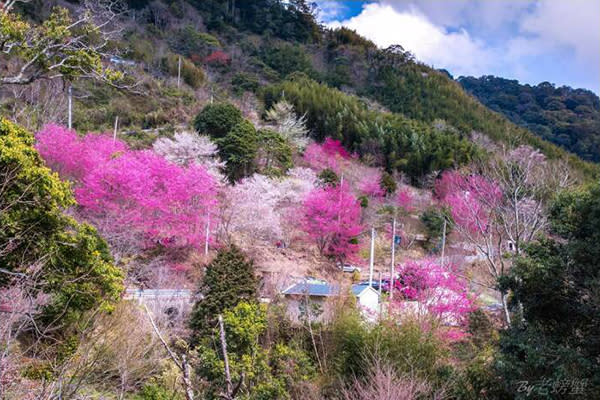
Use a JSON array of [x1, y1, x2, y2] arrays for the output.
[[351, 284, 371, 296], [282, 282, 340, 297]]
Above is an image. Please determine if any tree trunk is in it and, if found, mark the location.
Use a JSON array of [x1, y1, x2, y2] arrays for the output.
[[501, 291, 511, 327], [181, 354, 194, 400]]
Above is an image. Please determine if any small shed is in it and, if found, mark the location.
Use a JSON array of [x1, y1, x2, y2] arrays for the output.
[[281, 279, 382, 322], [281, 280, 340, 322], [351, 284, 381, 318]]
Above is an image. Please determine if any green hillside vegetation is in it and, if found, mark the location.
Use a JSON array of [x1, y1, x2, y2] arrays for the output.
[[262, 75, 477, 180], [459, 75, 600, 162], [3, 1, 600, 399], [5, 0, 596, 179]]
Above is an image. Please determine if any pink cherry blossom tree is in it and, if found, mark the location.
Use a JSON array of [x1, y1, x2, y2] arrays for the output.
[[437, 160, 549, 326], [395, 187, 414, 213], [76, 150, 218, 249], [35, 125, 218, 250], [222, 174, 285, 242], [303, 137, 350, 173], [36, 124, 127, 181], [301, 182, 362, 261], [358, 169, 385, 198], [219, 170, 317, 245], [392, 259, 475, 340]]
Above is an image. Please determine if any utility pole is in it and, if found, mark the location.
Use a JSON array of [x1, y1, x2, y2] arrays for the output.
[[113, 116, 119, 142], [369, 227, 375, 287], [177, 56, 181, 88], [218, 315, 233, 396], [441, 218, 447, 267], [390, 217, 396, 301], [205, 213, 210, 256], [67, 84, 72, 129]]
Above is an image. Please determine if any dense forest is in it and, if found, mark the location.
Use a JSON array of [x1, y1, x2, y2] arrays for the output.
[[1, 1, 599, 399], [459, 76, 600, 162]]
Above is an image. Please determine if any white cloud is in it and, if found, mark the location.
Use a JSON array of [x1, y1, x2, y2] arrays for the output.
[[327, 3, 498, 77], [519, 0, 600, 66], [326, 0, 600, 92], [314, 1, 348, 23]]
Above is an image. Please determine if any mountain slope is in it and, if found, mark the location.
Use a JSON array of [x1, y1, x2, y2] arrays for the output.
[[4, 0, 597, 179], [459, 75, 600, 162]]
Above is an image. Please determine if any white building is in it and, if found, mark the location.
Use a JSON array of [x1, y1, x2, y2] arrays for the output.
[[351, 284, 380, 320], [281, 279, 381, 322]]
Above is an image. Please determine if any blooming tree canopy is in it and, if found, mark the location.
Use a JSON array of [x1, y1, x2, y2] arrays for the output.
[[153, 131, 225, 179], [264, 99, 310, 150], [224, 174, 285, 241], [36, 125, 218, 249], [303, 137, 350, 173], [437, 171, 502, 235], [301, 182, 362, 260], [221, 170, 316, 243], [436, 166, 547, 327], [393, 259, 475, 339], [395, 188, 414, 213], [358, 169, 385, 198], [36, 124, 127, 181]]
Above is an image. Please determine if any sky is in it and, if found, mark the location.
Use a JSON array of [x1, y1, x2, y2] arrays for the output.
[[315, 0, 600, 94]]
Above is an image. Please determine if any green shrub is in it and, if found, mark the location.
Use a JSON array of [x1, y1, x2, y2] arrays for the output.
[[231, 72, 259, 95], [125, 33, 154, 64], [358, 195, 369, 208], [169, 25, 221, 59], [328, 309, 449, 384], [317, 168, 339, 187], [216, 120, 259, 182], [380, 171, 397, 195], [420, 207, 453, 250], [134, 380, 180, 400], [256, 129, 293, 176], [260, 42, 316, 79], [193, 102, 243, 138], [161, 54, 205, 88]]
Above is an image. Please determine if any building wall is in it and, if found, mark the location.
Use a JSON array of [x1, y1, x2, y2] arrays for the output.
[[358, 289, 380, 313], [284, 296, 337, 323]]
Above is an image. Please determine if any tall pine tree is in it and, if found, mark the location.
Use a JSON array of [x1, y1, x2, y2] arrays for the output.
[[189, 246, 258, 341]]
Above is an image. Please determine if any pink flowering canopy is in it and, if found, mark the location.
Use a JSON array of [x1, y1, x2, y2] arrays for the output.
[[303, 137, 350, 173], [36, 124, 128, 181], [301, 182, 362, 261], [358, 169, 385, 198], [436, 171, 502, 235], [36, 125, 218, 249], [393, 259, 475, 337], [395, 188, 414, 212]]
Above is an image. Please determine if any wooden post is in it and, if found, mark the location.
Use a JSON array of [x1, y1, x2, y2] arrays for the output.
[[390, 217, 396, 301], [369, 228, 375, 287], [113, 116, 119, 142], [177, 56, 181, 88], [67, 84, 72, 129], [218, 315, 232, 396], [441, 218, 447, 267], [204, 213, 210, 256]]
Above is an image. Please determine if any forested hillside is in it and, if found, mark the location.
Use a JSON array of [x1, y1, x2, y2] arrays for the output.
[[1, 1, 599, 399], [3, 0, 596, 178], [460, 75, 600, 162]]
